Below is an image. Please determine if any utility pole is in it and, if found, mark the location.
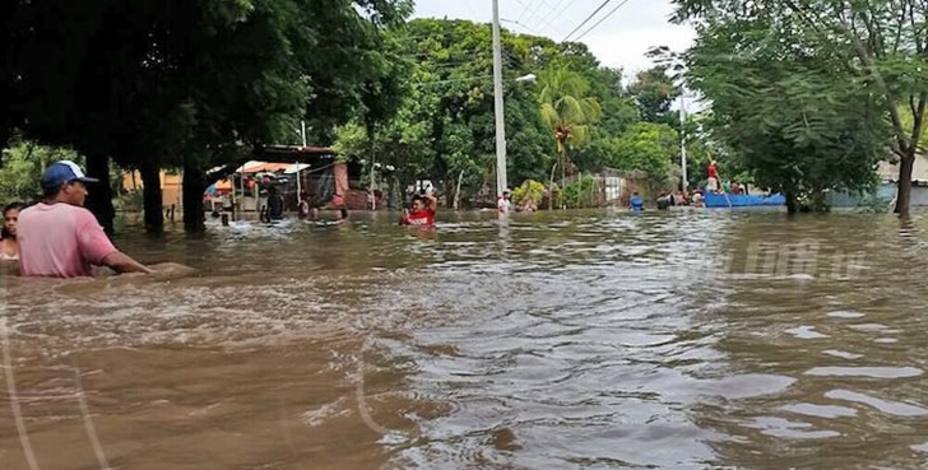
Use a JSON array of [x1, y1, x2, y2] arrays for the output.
[[492, 0, 508, 197], [301, 120, 307, 147], [298, 120, 307, 207], [680, 94, 688, 191]]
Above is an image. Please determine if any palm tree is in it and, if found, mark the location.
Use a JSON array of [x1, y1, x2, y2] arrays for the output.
[[538, 67, 602, 204]]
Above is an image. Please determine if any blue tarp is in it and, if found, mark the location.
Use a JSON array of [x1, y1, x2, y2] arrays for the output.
[[704, 193, 786, 208]]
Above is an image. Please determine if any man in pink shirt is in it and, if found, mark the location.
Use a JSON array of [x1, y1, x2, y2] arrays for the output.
[[17, 161, 151, 278]]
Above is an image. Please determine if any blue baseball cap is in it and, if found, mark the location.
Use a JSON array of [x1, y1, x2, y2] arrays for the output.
[[41, 161, 99, 191]]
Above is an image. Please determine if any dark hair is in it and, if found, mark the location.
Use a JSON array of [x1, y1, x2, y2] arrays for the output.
[[1, 202, 24, 240], [43, 183, 62, 198]]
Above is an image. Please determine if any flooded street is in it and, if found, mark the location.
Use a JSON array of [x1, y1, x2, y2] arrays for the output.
[[2, 209, 928, 469]]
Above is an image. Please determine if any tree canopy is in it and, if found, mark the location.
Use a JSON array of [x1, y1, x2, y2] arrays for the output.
[[3, 12, 695, 221], [332, 18, 683, 207], [673, 0, 928, 214], [2, 0, 412, 230], [681, 15, 888, 210]]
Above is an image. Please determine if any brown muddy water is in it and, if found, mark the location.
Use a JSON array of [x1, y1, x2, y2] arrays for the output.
[[1, 209, 928, 469]]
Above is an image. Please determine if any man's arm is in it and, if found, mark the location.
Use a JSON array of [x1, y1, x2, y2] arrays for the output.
[[424, 193, 438, 210], [101, 251, 153, 274]]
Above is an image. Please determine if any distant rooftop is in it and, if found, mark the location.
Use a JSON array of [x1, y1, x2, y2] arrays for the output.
[[879, 153, 928, 183]]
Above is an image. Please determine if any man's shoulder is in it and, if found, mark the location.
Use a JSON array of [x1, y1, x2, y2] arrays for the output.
[[22, 203, 94, 221]]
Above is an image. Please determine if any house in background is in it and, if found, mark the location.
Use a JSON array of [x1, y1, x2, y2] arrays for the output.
[[877, 154, 928, 206], [121, 170, 183, 210], [827, 153, 928, 208]]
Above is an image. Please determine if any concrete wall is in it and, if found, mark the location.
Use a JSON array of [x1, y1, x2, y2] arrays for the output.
[[827, 183, 928, 208], [122, 171, 183, 209]]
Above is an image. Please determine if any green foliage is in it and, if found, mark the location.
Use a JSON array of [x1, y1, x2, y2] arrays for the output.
[[538, 66, 603, 156], [558, 174, 600, 209], [607, 123, 679, 183], [682, 16, 887, 209], [512, 179, 545, 207], [673, 0, 928, 214], [899, 105, 928, 149], [0, 140, 81, 205], [347, 18, 620, 202], [857, 191, 893, 214], [3, 13, 690, 216], [627, 66, 681, 124], [116, 190, 144, 213], [3, 0, 412, 230], [332, 122, 369, 162]]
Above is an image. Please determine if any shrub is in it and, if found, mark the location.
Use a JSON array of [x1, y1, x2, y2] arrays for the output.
[[559, 175, 600, 208], [512, 179, 545, 207]]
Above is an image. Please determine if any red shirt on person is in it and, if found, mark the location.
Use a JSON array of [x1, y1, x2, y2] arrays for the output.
[[402, 208, 435, 226], [707, 163, 719, 179]]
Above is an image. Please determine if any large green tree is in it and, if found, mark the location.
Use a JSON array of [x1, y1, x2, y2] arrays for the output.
[[674, 0, 928, 215], [336, 19, 562, 205], [3, 0, 411, 232], [608, 122, 679, 183], [683, 16, 887, 211], [628, 66, 681, 124]]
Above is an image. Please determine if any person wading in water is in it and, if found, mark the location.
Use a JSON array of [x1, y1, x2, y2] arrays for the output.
[[400, 190, 437, 226], [0, 202, 24, 261], [17, 161, 151, 278]]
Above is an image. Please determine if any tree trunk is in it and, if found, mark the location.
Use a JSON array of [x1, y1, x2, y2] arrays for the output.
[[548, 161, 558, 211], [84, 153, 115, 234], [894, 152, 915, 216], [454, 170, 464, 210], [561, 149, 567, 210], [183, 160, 206, 233], [139, 159, 163, 233], [785, 192, 799, 214]]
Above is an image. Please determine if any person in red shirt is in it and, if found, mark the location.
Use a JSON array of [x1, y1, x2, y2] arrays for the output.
[[707, 160, 721, 193], [400, 192, 437, 226]]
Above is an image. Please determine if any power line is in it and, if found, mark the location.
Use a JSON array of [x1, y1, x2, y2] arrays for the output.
[[523, 0, 572, 37], [515, 0, 537, 24], [563, 0, 612, 42], [512, 0, 559, 36], [501, 18, 542, 35], [537, 0, 575, 35], [572, 0, 632, 42]]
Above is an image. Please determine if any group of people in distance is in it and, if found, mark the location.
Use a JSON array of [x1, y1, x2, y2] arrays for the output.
[[0, 158, 749, 278], [705, 159, 744, 195], [0, 160, 150, 278], [632, 160, 742, 212]]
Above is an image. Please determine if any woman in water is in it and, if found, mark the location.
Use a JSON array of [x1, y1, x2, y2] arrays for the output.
[[0, 202, 24, 261]]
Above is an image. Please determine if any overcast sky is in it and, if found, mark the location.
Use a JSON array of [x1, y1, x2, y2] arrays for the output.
[[411, 0, 696, 79]]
